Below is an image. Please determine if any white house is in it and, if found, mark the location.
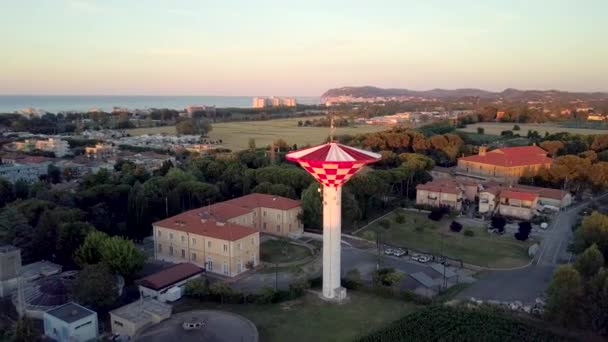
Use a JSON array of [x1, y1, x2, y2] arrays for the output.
[[43, 302, 98, 342]]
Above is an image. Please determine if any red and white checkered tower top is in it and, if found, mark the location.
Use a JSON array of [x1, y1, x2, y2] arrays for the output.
[[286, 143, 381, 187]]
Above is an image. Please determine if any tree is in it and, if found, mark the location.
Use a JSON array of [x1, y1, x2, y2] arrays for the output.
[[373, 268, 403, 287], [477, 127, 485, 134], [75, 231, 109, 266], [545, 265, 584, 327], [540, 140, 564, 157], [583, 268, 608, 334], [47, 164, 62, 184], [300, 183, 321, 229], [248, 138, 256, 151], [491, 216, 506, 232], [379, 219, 391, 230], [99, 236, 145, 277], [514, 221, 532, 241], [209, 282, 233, 304], [74, 263, 119, 311], [185, 278, 210, 299], [12, 317, 36, 342], [575, 212, 608, 260], [575, 244, 605, 279], [0, 178, 14, 207], [513, 124, 520, 131], [56, 222, 95, 266]]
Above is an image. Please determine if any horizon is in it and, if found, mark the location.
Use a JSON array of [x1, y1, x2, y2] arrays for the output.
[[1, 0, 608, 95]]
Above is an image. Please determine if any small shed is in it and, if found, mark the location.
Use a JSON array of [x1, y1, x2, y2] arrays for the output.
[[109, 297, 172, 338], [136, 263, 203, 302], [43, 302, 98, 342]]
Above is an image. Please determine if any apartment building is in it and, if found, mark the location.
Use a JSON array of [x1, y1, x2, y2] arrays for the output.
[[14, 138, 69, 157]]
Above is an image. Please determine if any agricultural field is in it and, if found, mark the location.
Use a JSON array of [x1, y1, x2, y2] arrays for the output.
[[458, 122, 608, 136], [174, 292, 418, 342], [357, 305, 574, 342], [357, 210, 533, 268], [127, 116, 389, 151]]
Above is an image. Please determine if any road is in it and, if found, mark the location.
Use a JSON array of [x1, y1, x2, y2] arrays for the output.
[[457, 200, 589, 303]]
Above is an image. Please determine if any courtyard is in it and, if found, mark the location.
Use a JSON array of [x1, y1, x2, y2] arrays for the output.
[[173, 292, 418, 342], [356, 209, 534, 268]]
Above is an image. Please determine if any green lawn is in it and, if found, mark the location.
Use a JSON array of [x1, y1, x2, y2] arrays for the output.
[[260, 239, 312, 264], [127, 116, 389, 151], [457, 122, 608, 136], [358, 210, 533, 268], [173, 292, 418, 342]]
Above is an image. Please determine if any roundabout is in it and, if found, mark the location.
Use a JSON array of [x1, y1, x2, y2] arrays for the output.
[[135, 310, 258, 342]]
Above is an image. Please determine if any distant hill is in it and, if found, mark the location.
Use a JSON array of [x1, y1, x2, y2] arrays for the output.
[[321, 86, 608, 101]]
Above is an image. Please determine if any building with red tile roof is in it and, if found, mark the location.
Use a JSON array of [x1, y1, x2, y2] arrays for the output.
[[137, 263, 203, 302], [457, 145, 552, 181], [152, 193, 302, 277]]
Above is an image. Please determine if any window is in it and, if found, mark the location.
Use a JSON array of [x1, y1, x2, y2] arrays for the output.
[[169, 233, 173, 240], [223, 263, 229, 274], [289, 223, 292, 231], [192, 253, 197, 261], [276, 225, 280, 232], [263, 211, 266, 217], [251, 237, 255, 245], [169, 246, 173, 256], [207, 258, 213, 271], [277, 213, 280, 219], [237, 243, 242, 250], [253, 211, 256, 217], [114, 320, 124, 327], [157, 244, 162, 253], [237, 260, 242, 273], [181, 249, 185, 258], [254, 222, 257, 228], [263, 222, 267, 230], [157, 230, 161, 237], [208, 241, 211, 248], [181, 235, 185, 243], [192, 238, 196, 245], [223, 244, 228, 252]]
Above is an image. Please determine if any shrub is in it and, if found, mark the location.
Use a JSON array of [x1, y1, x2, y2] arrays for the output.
[[477, 127, 485, 134], [361, 231, 376, 241], [450, 221, 463, 232], [185, 278, 210, 299], [342, 269, 364, 290], [394, 213, 406, 224], [491, 216, 507, 231], [379, 219, 391, 230], [515, 221, 532, 241], [415, 225, 424, 233], [288, 280, 310, 298], [513, 124, 521, 131], [372, 268, 403, 287], [428, 207, 448, 221], [501, 130, 514, 137], [256, 286, 278, 304], [464, 229, 475, 237]]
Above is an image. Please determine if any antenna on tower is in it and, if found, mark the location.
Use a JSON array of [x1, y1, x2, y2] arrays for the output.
[[329, 116, 335, 142]]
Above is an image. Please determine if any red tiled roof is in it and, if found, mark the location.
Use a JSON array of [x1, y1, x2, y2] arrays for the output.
[[511, 184, 569, 200], [198, 202, 252, 221], [224, 193, 301, 211], [459, 146, 552, 167], [137, 263, 203, 290], [416, 179, 462, 195], [500, 190, 538, 202], [153, 211, 257, 241]]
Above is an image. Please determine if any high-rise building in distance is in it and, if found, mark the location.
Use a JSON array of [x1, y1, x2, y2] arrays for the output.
[[252, 97, 297, 108]]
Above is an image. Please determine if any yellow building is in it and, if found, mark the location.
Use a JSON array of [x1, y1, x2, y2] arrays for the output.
[[152, 193, 302, 277], [415, 179, 464, 210], [457, 145, 552, 181]]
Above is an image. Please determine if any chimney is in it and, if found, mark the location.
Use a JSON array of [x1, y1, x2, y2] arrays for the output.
[[478, 146, 487, 156]]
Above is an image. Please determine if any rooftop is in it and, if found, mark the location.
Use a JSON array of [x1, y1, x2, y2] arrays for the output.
[[416, 179, 462, 195], [137, 263, 203, 291], [153, 212, 258, 241], [0, 245, 19, 254], [223, 193, 301, 211], [501, 190, 539, 202], [45, 302, 96, 323], [110, 297, 171, 324], [459, 145, 552, 167]]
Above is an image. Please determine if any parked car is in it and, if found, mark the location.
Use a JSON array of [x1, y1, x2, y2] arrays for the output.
[[411, 253, 421, 261], [384, 248, 395, 256], [417, 255, 431, 263], [393, 248, 408, 257]]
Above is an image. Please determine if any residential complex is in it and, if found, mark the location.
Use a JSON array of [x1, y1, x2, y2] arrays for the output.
[[456, 145, 552, 181], [252, 96, 297, 108], [13, 138, 70, 157], [0, 156, 52, 183]]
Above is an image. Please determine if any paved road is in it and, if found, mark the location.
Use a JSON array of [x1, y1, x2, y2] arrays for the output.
[[457, 201, 590, 303]]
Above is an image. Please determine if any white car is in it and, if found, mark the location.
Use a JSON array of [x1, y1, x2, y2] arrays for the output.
[[417, 255, 431, 263]]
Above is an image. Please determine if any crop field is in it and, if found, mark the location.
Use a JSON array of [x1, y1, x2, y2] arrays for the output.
[[127, 116, 388, 151], [457, 122, 607, 136]]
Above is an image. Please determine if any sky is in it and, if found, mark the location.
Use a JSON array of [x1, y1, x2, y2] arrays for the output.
[[0, 0, 607, 96]]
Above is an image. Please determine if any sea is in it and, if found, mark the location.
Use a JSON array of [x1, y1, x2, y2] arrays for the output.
[[0, 95, 321, 113]]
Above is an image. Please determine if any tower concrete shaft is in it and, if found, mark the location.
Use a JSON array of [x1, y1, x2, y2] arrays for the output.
[[322, 186, 342, 299]]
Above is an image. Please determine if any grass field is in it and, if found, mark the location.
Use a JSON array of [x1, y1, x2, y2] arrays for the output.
[[127, 116, 389, 151], [458, 122, 608, 136], [174, 292, 418, 342], [357, 210, 533, 268], [260, 239, 312, 264]]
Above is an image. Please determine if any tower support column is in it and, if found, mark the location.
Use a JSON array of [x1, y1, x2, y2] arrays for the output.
[[322, 185, 344, 300]]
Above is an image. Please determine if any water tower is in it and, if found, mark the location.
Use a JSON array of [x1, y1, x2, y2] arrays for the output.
[[286, 141, 380, 301]]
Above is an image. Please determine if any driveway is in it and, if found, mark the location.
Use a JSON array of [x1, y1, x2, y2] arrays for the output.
[[457, 200, 590, 303]]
